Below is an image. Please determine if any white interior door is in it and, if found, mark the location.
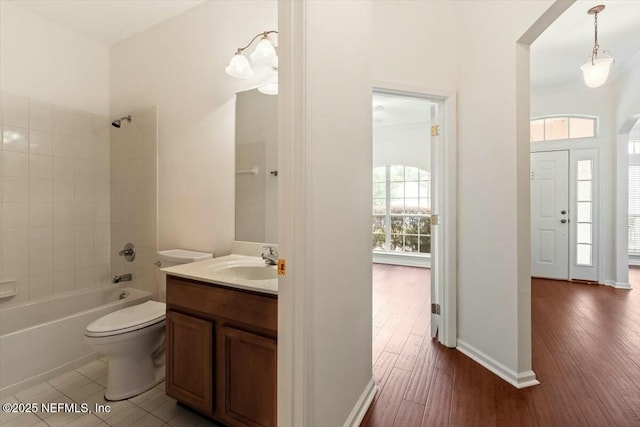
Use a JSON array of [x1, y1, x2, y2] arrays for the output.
[[430, 103, 443, 338], [531, 150, 570, 279]]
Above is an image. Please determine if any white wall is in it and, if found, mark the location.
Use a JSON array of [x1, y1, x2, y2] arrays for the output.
[[0, 1, 109, 115], [615, 57, 640, 131], [109, 0, 277, 256]]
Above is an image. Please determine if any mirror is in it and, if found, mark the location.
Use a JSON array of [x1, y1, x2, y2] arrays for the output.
[[235, 89, 278, 244]]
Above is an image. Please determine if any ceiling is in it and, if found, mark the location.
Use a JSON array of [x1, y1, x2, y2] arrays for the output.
[[531, 0, 640, 89], [373, 93, 433, 129], [8, 0, 206, 46]]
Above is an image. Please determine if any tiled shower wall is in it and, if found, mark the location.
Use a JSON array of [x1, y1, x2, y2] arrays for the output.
[[0, 92, 111, 307]]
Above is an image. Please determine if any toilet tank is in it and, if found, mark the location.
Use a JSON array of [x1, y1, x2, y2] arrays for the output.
[[157, 249, 213, 302]]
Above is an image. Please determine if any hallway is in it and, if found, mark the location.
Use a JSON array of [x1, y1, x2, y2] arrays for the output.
[[362, 265, 640, 427]]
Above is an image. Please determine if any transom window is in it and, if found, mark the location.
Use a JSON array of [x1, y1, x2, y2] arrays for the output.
[[373, 165, 431, 254], [530, 115, 597, 142]]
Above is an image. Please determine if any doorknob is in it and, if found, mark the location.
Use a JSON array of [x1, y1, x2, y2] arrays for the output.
[[560, 219, 567, 224], [561, 210, 567, 215]]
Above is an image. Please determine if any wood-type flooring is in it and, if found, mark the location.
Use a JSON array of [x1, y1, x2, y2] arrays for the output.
[[361, 264, 640, 427]]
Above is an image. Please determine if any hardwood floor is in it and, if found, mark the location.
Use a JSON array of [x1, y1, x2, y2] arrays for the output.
[[361, 264, 640, 427]]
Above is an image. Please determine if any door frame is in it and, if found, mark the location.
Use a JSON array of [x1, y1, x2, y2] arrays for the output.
[[373, 81, 457, 348]]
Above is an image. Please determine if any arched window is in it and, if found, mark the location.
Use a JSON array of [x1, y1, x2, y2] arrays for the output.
[[373, 165, 431, 254], [530, 115, 597, 142]]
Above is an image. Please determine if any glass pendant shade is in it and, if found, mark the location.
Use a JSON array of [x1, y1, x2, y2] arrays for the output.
[[580, 56, 614, 88], [225, 53, 253, 79], [258, 78, 278, 95], [250, 38, 277, 66]]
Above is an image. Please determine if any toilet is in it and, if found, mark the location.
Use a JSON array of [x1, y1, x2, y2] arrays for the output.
[[85, 249, 212, 401]]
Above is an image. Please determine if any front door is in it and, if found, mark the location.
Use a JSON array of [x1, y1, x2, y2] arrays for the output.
[[531, 150, 570, 279]]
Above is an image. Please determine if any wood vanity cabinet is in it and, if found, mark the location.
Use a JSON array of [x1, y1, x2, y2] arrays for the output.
[[165, 275, 277, 427]]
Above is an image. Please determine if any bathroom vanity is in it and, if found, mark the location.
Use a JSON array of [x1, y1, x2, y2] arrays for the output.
[[163, 254, 277, 427]]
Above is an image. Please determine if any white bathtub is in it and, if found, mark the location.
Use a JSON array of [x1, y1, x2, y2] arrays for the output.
[[0, 287, 151, 395]]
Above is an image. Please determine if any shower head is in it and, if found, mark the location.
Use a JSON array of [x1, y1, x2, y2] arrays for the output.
[[111, 115, 132, 128]]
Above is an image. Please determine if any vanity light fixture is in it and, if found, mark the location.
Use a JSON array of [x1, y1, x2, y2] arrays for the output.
[[580, 4, 614, 88], [225, 30, 278, 94]]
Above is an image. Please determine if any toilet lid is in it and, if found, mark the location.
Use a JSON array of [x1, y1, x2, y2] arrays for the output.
[[86, 301, 166, 337]]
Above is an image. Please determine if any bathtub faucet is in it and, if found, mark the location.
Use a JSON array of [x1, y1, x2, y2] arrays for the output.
[[113, 274, 132, 284]]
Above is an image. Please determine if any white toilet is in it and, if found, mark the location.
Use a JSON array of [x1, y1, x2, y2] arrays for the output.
[[85, 249, 212, 401], [85, 301, 166, 400]]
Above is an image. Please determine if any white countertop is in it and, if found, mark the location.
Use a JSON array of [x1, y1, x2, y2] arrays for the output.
[[161, 254, 278, 296]]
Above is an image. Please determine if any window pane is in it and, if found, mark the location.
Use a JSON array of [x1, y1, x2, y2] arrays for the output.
[[577, 181, 592, 202], [545, 117, 569, 141], [577, 223, 592, 244], [577, 244, 592, 266], [373, 199, 386, 214], [569, 118, 595, 139], [390, 198, 404, 214], [373, 167, 386, 183], [404, 235, 419, 252], [405, 181, 419, 198], [390, 234, 403, 251], [577, 160, 592, 180], [419, 235, 431, 254], [419, 181, 429, 198], [390, 216, 403, 234], [419, 169, 430, 180], [419, 217, 431, 235], [577, 202, 591, 222], [405, 199, 420, 214], [390, 165, 404, 182], [372, 216, 385, 233], [372, 233, 385, 250], [531, 119, 544, 142], [404, 217, 419, 234], [373, 182, 386, 199], [390, 182, 404, 198], [419, 197, 430, 213], [405, 166, 419, 181]]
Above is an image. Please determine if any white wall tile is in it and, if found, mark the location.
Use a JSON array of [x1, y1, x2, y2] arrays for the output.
[[53, 250, 74, 271], [30, 274, 53, 300], [94, 181, 109, 203], [94, 224, 110, 245], [29, 179, 52, 203], [2, 177, 28, 202], [74, 160, 93, 181], [2, 203, 28, 228], [53, 180, 74, 203], [53, 106, 75, 136], [75, 225, 94, 247], [29, 154, 53, 179], [29, 130, 53, 155], [53, 271, 75, 295], [29, 227, 53, 251], [2, 228, 28, 254], [29, 203, 53, 227], [94, 203, 110, 224], [74, 139, 94, 160], [53, 226, 75, 250], [94, 245, 110, 266], [2, 151, 28, 177], [75, 267, 94, 289], [29, 100, 53, 132], [53, 134, 74, 157], [94, 142, 109, 162], [74, 112, 94, 139], [29, 250, 53, 276], [94, 160, 109, 182], [53, 157, 74, 180], [74, 203, 94, 224], [53, 203, 74, 225], [1, 252, 29, 304], [75, 247, 94, 268], [2, 126, 29, 152], [74, 182, 93, 203], [93, 115, 109, 142], [1, 94, 28, 128]]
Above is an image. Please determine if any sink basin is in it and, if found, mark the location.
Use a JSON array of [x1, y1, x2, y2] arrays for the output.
[[211, 264, 277, 281]]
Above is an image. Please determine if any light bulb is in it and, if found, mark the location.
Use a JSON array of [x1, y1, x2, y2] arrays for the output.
[[581, 57, 614, 88], [250, 38, 277, 66], [225, 53, 253, 79]]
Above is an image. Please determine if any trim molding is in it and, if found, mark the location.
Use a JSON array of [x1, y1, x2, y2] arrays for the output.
[[343, 378, 377, 427], [603, 280, 632, 290], [457, 340, 540, 389], [372, 252, 430, 268]]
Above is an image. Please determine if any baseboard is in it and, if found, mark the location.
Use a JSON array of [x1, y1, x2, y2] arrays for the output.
[[457, 340, 540, 389], [343, 377, 377, 427], [603, 280, 632, 290], [0, 353, 99, 398]]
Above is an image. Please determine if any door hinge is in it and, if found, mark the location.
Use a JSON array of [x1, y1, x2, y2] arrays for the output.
[[277, 259, 286, 276], [431, 125, 440, 136], [431, 303, 441, 315], [430, 214, 439, 225]]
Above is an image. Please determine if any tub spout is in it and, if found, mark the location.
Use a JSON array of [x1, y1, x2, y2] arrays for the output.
[[113, 274, 132, 284]]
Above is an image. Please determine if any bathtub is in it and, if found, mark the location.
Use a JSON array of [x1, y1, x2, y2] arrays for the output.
[[0, 287, 151, 395]]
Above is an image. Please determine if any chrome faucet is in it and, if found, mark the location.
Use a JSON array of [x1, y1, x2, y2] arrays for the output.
[[113, 273, 132, 284], [261, 246, 278, 265]]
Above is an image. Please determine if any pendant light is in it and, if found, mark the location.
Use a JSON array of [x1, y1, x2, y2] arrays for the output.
[[225, 30, 278, 95], [580, 5, 614, 88]]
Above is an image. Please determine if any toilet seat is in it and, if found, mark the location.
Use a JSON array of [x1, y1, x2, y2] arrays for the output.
[[86, 301, 166, 338]]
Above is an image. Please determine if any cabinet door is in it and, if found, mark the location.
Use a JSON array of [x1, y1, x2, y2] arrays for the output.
[[166, 310, 213, 415], [220, 325, 277, 427]]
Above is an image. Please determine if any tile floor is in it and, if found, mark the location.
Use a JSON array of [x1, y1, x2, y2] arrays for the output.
[[0, 359, 220, 427]]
